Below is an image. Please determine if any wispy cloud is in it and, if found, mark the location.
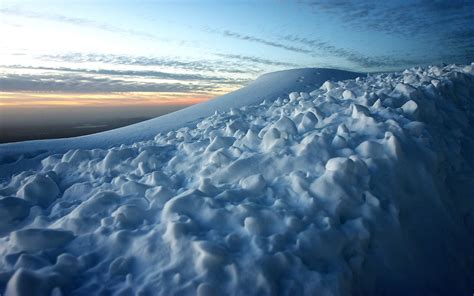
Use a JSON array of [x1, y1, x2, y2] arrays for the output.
[[279, 34, 422, 69], [302, 0, 474, 36], [214, 53, 301, 68], [0, 72, 218, 93], [2, 4, 437, 72], [39, 53, 261, 75], [2, 65, 249, 85], [299, 0, 474, 64], [0, 7, 156, 39], [0, 51, 273, 93], [206, 26, 427, 70], [206, 28, 313, 54]]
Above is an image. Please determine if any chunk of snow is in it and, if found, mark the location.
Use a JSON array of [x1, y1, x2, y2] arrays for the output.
[[273, 116, 298, 135], [393, 83, 419, 98], [351, 104, 370, 118], [343, 89, 356, 99], [300, 92, 311, 100], [5, 269, 59, 296], [240, 174, 266, 194], [298, 111, 318, 133], [16, 175, 59, 208], [401, 100, 419, 117], [325, 157, 354, 172], [11, 228, 75, 251], [289, 92, 300, 101], [320, 80, 337, 91], [206, 136, 235, 152], [356, 140, 385, 158]]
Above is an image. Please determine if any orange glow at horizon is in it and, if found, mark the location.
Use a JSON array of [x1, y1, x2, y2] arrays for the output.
[[0, 91, 217, 108]]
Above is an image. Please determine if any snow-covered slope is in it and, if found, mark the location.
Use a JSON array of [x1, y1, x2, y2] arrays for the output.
[[0, 68, 361, 157], [1, 64, 474, 295], [0, 68, 361, 179]]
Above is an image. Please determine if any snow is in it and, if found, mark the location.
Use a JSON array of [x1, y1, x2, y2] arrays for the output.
[[10, 228, 75, 252], [16, 175, 60, 208], [0, 68, 360, 173], [400, 99, 419, 117], [0, 64, 474, 295]]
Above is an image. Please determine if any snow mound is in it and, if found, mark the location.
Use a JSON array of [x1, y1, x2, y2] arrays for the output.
[[0, 64, 474, 295]]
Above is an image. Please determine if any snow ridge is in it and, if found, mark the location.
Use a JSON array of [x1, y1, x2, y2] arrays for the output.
[[1, 64, 474, 295]]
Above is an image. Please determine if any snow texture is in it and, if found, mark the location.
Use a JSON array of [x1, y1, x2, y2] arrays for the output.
[[1, 64, 474, 295]]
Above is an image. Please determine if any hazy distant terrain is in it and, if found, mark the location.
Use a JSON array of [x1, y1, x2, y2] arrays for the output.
[[0, 105, 186, 143]]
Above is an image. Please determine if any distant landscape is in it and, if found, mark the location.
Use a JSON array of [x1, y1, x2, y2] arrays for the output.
[[0, 116, 151, 143], [0, 105, 186, 143]]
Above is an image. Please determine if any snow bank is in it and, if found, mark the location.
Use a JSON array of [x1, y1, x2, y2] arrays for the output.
[[0, 64, 474, 295]]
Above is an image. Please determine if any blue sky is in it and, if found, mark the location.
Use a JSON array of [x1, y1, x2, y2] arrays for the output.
[[0, 0, 473, 103]]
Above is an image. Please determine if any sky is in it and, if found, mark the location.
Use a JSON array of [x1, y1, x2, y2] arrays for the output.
[[0, 0, 473, 109]]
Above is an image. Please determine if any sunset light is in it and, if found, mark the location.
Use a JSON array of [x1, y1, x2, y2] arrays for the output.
[[0, 92, 213, 108]]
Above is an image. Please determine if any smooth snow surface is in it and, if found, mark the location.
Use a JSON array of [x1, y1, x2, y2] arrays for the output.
[[1, 64, 474, 295]]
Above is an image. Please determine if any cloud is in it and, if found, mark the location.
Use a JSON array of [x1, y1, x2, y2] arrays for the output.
[[39, 53, 262, 75], [299, 0, 474, 64], [0, 7, 156, 40], [302, 0, 474, 35], [3, 1, 472, 75], [3, 65, 249, 85], [0, 52, 269, 93], [205, 28, 313, 54], [279, 34, 423, 69], [0, 72, 219, 93], [214, 53, 301, 68], [208, 28, 414, 69]]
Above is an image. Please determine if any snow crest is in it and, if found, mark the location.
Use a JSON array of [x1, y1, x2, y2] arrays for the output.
[[1, 64, 474, 295]]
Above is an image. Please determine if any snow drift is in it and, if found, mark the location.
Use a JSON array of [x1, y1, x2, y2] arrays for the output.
[[0, 64, 474, 295]]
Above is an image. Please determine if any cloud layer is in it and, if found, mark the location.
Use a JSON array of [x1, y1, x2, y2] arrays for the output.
[[300, 0, 474, 64], [1, 0, 472, 96]]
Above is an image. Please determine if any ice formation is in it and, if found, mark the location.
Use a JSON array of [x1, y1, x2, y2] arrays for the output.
[[0, 64, 474, 295]]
